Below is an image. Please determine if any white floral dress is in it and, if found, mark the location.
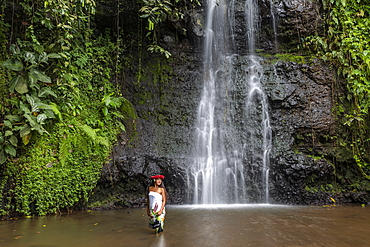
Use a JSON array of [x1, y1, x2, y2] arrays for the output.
[[148, 191, 166, 233]]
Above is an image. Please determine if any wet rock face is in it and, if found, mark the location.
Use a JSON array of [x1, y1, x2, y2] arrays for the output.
[[226, 0, 322, 53], [259, 0, 323, 53], [91, 40, 203, 207], [277, 0, 323, 47], [264, 60, 334, 133], [91, 0, 366, 207], [262, 59, 338, 204]]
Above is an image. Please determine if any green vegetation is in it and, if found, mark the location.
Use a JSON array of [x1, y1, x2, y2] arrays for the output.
[[0, 0, 200, 217], [139, 0, 201, 58], [0, 0, 134, 216], [305, 0, 370, 180]]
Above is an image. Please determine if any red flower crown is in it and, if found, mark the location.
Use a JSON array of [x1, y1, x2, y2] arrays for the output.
[[150, 175, 165, 180]]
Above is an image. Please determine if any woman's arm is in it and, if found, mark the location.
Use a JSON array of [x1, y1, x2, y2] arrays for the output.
[[158, 188, 166, 215]]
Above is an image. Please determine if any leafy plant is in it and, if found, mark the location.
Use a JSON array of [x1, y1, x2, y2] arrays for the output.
[[1, 44, 60, 163], [139, 0, 201, 57], [305, 0, 370, 179], [0, 0, 137, 217]]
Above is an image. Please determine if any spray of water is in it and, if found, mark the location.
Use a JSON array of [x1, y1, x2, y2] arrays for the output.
[[188, 0, 272, 204]]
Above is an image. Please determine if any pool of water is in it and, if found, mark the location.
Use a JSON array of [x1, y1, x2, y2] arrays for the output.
[[0, 204, 369, 247]]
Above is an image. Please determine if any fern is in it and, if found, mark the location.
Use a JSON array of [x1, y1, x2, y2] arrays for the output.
[[50, 102, 63, 121], [80, 124, 110, 147], [96, 136, 110, 147], [80, 124, 97, 141]]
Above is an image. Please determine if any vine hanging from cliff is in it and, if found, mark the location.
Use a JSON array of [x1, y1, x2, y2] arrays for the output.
[[305, 0, 370, 178], [139, 0, 201, 58]]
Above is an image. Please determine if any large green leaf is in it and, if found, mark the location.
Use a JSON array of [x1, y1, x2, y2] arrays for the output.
[[36, 113, 47, 123], [9, 75, 28, 94], [20, 125, 31, 137], [5, 115, 22, 122], [5, 130, 12, 137], [28, 72, 40, 90], [36, 102, 53, 110], [50, 103, 63, 121], [4, 144, 16, 157], [24, 114, 37, 127], [0, 150, 6, 164], [9, 135, 18, 146], [47, 53, 61, 58], [4, 120, 12, 127], [22, 133, 32, 145], [32, 122, 48, 135], [43, 109, 56, 119], [38, 87, 57, 98], [19, 101, 31, 114], [29, 69, 51, 83], [2, 59, 24, 71]]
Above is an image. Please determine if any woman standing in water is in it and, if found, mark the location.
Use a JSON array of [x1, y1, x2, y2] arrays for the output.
[[146, 175, 167, 233]]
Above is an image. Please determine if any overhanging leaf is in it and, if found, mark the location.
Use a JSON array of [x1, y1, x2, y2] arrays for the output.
[[5, 130, 12, 137], [28, 72, 40, 90], [0, 150, 6, 164], [36, 102, 53, 110], [5, 115, 22, 122], [47, 53, 61, 58], [20, 125, 31, 137], [29, 69, 51, 83], [19, 101, 31, 114], [50, 103, 63, 121], [36, 113, 47, 123], [2, 59, 24, 71], [9, 75, 28, 94], [4, 144, 16, 157], [4, 120, 12, 127], [9, 135, 18, 146], [32, 123, 48, 135], [38, 87, 57, 98], [24, 114, 37, 127], [22, 133, 32, 145]]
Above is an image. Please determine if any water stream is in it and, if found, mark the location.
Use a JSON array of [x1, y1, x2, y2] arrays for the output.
[[188, 0, 271, 203], [1, 205, 369, 247]]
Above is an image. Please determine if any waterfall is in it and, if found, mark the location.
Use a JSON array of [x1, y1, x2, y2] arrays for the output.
[[187, 0, 272, 204], [269, 0, 279, 50]]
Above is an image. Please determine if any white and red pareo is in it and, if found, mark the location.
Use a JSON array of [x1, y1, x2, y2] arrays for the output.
[[148, 190, 165, 232]]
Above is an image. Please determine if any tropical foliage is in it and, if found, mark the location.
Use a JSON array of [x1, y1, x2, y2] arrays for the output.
[[0, 0, 199, 217], [0, 0, 135, 216], [305, 0, 370, 179], [139, 0, 200, 58]]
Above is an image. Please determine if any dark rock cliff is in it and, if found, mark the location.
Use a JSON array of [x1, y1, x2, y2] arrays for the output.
[[89, 0, 368, 209]]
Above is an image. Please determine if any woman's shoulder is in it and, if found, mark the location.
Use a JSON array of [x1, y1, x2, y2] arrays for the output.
[[148, 186, 165, 194]]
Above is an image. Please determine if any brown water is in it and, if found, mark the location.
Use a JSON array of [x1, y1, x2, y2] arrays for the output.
[[0, 204, 369, 247]]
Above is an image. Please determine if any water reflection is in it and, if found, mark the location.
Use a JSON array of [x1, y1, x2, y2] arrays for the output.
[[149, 234, 167, 247], [0, 204, 369, 247]]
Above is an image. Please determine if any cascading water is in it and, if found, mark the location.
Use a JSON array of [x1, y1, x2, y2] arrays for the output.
[[187, 0, 272, 204], [269, 0, 279, 50]]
